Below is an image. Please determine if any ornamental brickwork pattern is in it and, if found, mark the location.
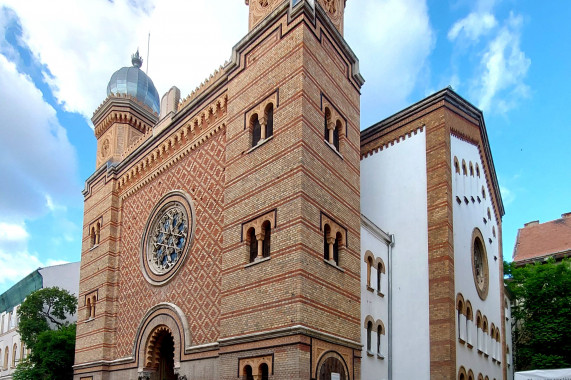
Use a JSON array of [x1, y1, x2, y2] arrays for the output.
[[115, 130, 225, 358]]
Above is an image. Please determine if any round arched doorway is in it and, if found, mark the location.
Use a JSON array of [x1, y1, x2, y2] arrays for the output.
[[145, 326, 177, 380], [316, 351, 348, 380]]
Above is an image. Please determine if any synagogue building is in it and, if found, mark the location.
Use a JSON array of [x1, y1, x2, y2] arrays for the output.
[[73, 1, 509, 379]]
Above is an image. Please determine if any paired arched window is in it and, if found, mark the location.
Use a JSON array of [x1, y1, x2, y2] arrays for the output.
[[250, 103, 274, 147], [364, 316, 385, 357], [90, 220, 101, 248], [322, 100, 345, 153], [242, 211, 276, 264], [85, 292, 97, 320]]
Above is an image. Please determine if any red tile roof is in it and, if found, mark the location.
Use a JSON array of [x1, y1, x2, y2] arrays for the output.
[[512, 213, 571, 265]]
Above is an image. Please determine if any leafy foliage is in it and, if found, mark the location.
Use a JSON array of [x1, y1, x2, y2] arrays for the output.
[[15, 287, 77, 380], [505, 258, 571, 370]]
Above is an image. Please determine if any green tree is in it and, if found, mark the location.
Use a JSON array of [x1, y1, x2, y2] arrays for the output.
[[14, 287, 77, 380], [505, 258, 571, 371]]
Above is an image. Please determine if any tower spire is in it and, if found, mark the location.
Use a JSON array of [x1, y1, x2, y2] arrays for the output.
[[131, 49, 143, 68]]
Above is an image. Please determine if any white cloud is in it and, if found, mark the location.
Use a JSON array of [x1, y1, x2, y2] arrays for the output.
[[448, 12, 497, 41], [0, 53, 80, 221], [0, 0, 248, 121], [475, 13, 530, 113], [500, 185, 515, 205], [345, 0, 435, 125]]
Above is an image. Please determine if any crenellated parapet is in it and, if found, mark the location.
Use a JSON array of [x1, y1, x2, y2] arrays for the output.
[[178, 65, 228, 111]]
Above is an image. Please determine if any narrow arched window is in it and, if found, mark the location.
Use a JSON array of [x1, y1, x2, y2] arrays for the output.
[[377, 262, 383, 293], [4, 346, 9, 369], [469, 162, 474, 176], [244, 365, 254, 380], [333, 119, 341, 151], [248, 227, 257, 263], [86, 298, 92, 320], [262, 221, 271, 258], [324, 108, 331, 141], [12, 343, 17, 367], [366, 320, 372, 352], [366, 256, 373, 288], [90, 226, 96, 247], [454, 157, 460, 174], [259, 363, 269, 380], [96, 222, 101, 244], [462, 160, 467, 175], [265, 104, 274, 139], [476, 164, 480, 177], [323, 224, 331, 261], [377, 325, 382, 355], [251, 114, 261, 147], [333, 232, 340, 265]]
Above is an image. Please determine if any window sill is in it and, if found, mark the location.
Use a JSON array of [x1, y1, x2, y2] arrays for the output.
[[366, 286, 374, 293], [324, 259, 344, 272], [466, 343, 474, 349], [324, 139, 343, 159], [366, 350, 374, 357], [245, 256, 271, 268], [458, 337, 466, 344], [89, 244, 99, 251], [85, 317, 95, 324], [377, 353, 385, 360], [377, 291, 384, 298], [247, 135, 273, 154]]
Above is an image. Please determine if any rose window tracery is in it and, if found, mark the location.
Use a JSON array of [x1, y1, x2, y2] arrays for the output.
[[148, 204, 188, 274], [141, 191, 195, 285]]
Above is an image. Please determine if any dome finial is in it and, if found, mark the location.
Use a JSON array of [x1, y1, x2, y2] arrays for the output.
[[131, 49, 143, 68]]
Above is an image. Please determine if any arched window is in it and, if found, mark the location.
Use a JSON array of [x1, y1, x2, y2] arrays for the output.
[[96, 222, 101, 244], [248, 227, 257, 263], [468, 370, 475, 380], [243, 364, 254, 380], [333, 120, 341, 151], [469, 162, 474, 176], [366, 320, 373, 353], [377, 257, 385, 296], [264, 103, 274, 140], [86, 298, 92, 320], [456, 294, 466, 342], [366, 255, 373, 289], [454, 157, 460, 174], [262, 220, 271, 258], [458, 366, 467, 380], [324, 107, 331, 141], [466, 301, 474, 347], [376, 321, 385, 356], [12, 343, 17, 367], [462, 160, 467, 175], [478, 374, 484, 380], [476, 163, 480, 177], [90, 226, 96, 247], [476, 311, 483, 352], [482, 186, 486, 199], [259, 363, 269, 380], [323, 225, 340, 265], [4, 346, 9, 369], [251, 114, 261, 147]]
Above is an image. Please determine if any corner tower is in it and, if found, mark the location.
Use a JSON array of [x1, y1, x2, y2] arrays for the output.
[[221, 0, 363, 378]]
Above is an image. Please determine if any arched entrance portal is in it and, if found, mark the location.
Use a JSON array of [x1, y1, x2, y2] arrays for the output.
[[316, 351, 349, 380], [145, 326, 177, 380]]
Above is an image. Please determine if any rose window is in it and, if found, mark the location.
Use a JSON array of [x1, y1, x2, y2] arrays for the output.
[[141, 191, 195, 285], [148, 204, 188, 274]]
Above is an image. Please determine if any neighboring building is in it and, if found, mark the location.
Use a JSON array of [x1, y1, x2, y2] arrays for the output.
[[512, 213, 571, 266], [0, 262, 80, 380], [73, 1, 509, 379], [360, 90, 507, 380]]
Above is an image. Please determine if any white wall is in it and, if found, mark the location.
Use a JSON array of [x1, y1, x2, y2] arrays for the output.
[[361, 130, 430, 379], [451, 135, 503, 380]]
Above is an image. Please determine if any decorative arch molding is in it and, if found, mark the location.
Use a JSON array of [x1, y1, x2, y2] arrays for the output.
[[133, 302, 191, 371], [314, 350, 350, 380]]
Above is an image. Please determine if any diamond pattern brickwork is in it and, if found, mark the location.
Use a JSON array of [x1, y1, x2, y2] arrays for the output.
[[114, 130, 225, 358]]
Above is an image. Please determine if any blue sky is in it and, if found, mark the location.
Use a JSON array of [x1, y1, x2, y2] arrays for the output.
[[0, 0, 569, 293]]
